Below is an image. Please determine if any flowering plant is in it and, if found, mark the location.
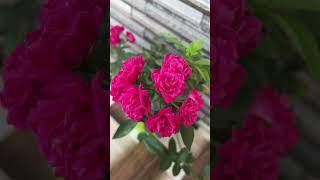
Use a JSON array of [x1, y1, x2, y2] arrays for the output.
[[110, 25, 210, 178], [212, 0, 320, 179]]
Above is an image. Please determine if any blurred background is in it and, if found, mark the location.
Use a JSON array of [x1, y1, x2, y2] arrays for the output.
[[109, 0, 210, 179], [2, 0, 320, 180], [0, 0, 64, 179]]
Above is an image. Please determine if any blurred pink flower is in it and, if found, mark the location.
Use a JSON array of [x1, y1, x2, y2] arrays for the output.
[[212, 27, 246, 108], [213, 87, 298, 180], [214, 0, 262, 57], [27, 73, 108, 180], [246, 87, 298, 156], [213, 124, 280, 180]]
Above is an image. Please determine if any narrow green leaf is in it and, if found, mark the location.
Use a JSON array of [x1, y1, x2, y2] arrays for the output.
[[178, 148, 189, 162], [193, 59, 210, 66], [172, 162, 181, 176], [180, 127, 194, 150], [160, 33, 185, 51], [196, 67, 210, 86], [202, 164, 210, 176], [159, 158, 172, 171], [186, 154, 196, 163], [142, 135, 165, 154], [112, 120, 137, 139], [168, 138, 177, 154], [271, 14, 320, 80], [182, 165, 191, 175], [267, 0, 320, 11]]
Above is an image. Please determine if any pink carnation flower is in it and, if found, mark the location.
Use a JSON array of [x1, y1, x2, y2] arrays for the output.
[[110, 71, 132, 102], [151, 69, 186, 103], [161, 54, 192, 80], [121, 56, 145, 82], [178, 90, 203, 127], [146, 107, 180, 137], [118, 85, 151, 122], [126, 31, 135, 43]]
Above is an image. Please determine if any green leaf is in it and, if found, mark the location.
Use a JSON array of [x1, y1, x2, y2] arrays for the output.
[[186, 40, 204, 57], [112, 120, 137, 139], [178, 148, 189, 162], [141, 134, 165, 154], [159, 158, 172, 171], [155, 59, 162, 66], [182, 165, 191, 175], [135, 122, 146, 134], [160, 33, 185, 51], [193, 59, 210, 66], [168, 138, 177, 154], [266, 0, 320, 11], [180, 127, 194, 150], [196, 66, 210, 86], [202, 164, 210, 177], [186, 154, 196, 163], [172, 162, 181, 176], [271, 14, 320, 80]]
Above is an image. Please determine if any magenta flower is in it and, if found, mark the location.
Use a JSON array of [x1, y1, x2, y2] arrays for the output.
[[178, 90, 204, 127], [118, 85, 151, 122], [146, 107, 180, 137], [126, 31, 135, 43], [121, 56, 145, 82], [110, 71, 133, 102], [161, 54, 192, 80], [151, 69, 186, 103], [110, 25, 124, 46]]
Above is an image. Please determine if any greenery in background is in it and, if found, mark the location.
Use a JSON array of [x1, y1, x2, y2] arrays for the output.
[[0, 0, 41, 66], [111, 33, 210, 179], [212, 0, 320, 168]]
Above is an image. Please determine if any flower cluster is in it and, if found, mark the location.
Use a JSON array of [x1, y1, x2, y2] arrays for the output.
[[111, 54, 203, 137], [0, 0, 108, 180], [110, 25, 135, 46], [213, 87, 298, 179], [212, 0, 262, 108]]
